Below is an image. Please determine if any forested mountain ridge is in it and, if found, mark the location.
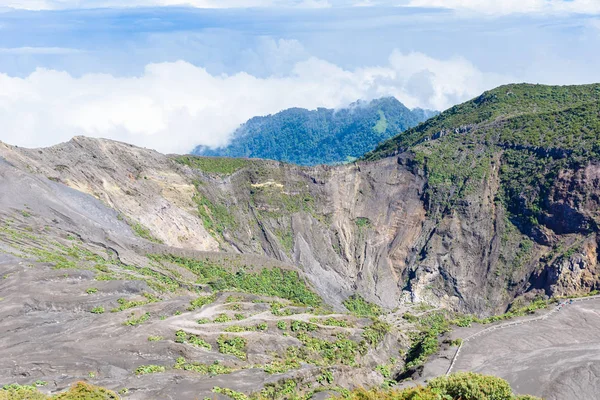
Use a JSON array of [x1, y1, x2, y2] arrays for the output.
[[192, 97, 437, 166]]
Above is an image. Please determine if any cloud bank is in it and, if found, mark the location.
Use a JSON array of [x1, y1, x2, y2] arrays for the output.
[[0, 50, 509, 154]]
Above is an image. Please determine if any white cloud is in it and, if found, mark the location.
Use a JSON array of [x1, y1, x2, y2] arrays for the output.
[[1, 0, 336, 10], [406, 0, 600, 15], [0, 51, 509, 153]]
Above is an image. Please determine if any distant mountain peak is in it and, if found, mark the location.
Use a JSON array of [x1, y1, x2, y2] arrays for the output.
[[192, 97, 438, 166]]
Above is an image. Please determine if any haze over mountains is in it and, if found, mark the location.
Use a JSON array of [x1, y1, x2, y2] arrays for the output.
[[193, 97, 437, 166]]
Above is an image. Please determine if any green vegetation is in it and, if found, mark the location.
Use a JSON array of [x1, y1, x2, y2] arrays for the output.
[[124, 312, 150, 326], [193, 97, 435, 166], [188, 294, 216, 311], [213, 313, 233, 323], [309, 317, 350, 327], [130, 221, 163, 244], [263, 358, 301, 374], [212, 387, 249, 400], [151, 255, 321, 307], [452, 298, 550, 327], [343, 294, 383, 318], [222, 322, 267, 332], [0, 381, 119, 400], [316, 369, 335, 385], [270, 302, 295, 316], [404, 312, 450, 370], [217, 335, 247, 359], [355, 217, 372, 229], [290, 320, 318, 332], [111, 293, 159, 312], [174, 155, 250, 176], [366, 83, 600, 161], [174, 357, 233, 375], [1, 373, 539, 400], [86, 288, 98, 294], [193, 193, 237, 238], [362, 319, 391, 347], [363, 83, 600, 225], [277, 321, 287, 330], [375, 364, 392, 379], [147, 335, 163, 341], [175, 330, 212, 350], [332, 372, 540, 400], [295, 332, 363, 366], [90, 306, 105, 314], [134, 365, 165, 375]]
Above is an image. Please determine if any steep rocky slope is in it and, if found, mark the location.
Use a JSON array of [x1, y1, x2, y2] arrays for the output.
[[3, 85, 600, 319], [0, 155, 406, 398]]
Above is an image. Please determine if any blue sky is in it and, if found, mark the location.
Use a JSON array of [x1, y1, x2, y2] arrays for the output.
[[1, 0, 599, 153]]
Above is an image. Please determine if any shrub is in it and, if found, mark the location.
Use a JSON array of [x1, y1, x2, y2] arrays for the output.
[[212, 387, 248, 400], [331, 372, 541, 400], [362, 319, 391, 347], [175, 330, 212, 350], [217, 335, 247, 360], [174, 357, 233, 375], [134, 365, 165, 375], [290, 320, 318, 332], [124, 312, 150, 326], [188, 294, 216, 311], [343, 294, 383, 317], [214, 314, 232, 323]]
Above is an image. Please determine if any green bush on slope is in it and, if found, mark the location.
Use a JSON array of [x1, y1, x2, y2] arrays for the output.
[[0, 382, 118, 400], [333, 372, 540, 400]]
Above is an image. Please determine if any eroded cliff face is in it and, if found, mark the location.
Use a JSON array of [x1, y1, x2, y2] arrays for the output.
[[2, 136, 599, 316]]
